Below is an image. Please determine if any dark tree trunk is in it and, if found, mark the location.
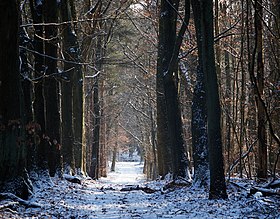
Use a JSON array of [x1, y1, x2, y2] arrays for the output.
[[60, 0, 76, 174], [20, 27, 33, 124], [157, 0, 190, 179], [191, 66, 209, 187], [89, 27, 103, 179], [191, 0, 227, 199], [43, 0, 61, 177], [20, 20, 35, 172], [30, 0, 48, 172], [111, 123, 118, 172], [67, 0, 84, 175], [255, 0, 267, 179], [156, 0, 176, 177], [0, 0, 31, 199], [60, 0, 84, 175], [90, 74, 100, 179], [156, 69, 172, 177], [190, 0, 209, 187], [99, 80, 107, 177]]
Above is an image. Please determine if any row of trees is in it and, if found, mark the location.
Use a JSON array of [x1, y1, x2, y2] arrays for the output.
[[0, 0, 279, 200]]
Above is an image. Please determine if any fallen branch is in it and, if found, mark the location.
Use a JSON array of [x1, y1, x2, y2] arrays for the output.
[[228, 141, 256, 174], [250, 187, 280, 197], [120, 185, 158, 194], [261, 178, 280, 189]]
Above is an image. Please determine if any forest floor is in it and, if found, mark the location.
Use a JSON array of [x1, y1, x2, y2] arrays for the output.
[[0, 162, 280, 219]]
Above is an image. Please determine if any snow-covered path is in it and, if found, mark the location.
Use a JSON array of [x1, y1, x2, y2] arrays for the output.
[[1, 162, 279, 218], [99, 162, 145, 185]]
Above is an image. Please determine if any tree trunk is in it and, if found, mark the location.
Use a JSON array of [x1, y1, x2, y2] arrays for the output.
[[156, 69, 172, 177], [30, 0, 48, 173], [0, 0, 31, 199], [255, 0, 267, 179], [192, 0, 227, 199], [60, 0, 75, 175], [99, 80, 107, 177], [157, 0, 190, 179], [90, 74, 100, 179], [111, 123, 118, 172], [191, 66, 209, 187], [69, 0, 84, 175], [191, 0, 209, 187], [43, 0, 61, 177], [89, 26, 103, 179]]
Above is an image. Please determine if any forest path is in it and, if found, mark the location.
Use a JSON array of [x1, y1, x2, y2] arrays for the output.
[[99, 161, 145, 185], [1, 162, 279, 218]]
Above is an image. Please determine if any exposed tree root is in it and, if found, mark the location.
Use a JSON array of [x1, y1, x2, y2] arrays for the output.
[[0, 193, 41, 208]]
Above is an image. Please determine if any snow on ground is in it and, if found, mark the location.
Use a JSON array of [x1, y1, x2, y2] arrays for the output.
[[1, 162, 279, 218], [99, 162, 145, 185]]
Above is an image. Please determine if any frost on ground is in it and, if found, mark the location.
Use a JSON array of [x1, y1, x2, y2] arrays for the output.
[[0, 162, 279, 219]]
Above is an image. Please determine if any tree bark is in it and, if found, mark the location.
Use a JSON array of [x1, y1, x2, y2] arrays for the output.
[[255, 0, 267, 179], [190, 0, 209, 187], [192, 0, 227, 199], [69, 0, 84, 175], [0, 0, 31, 199], [30, 0, 48, 173], [60, 0, 76, 175], [43, 0, 61, 177], [157, 0, 190, 179]]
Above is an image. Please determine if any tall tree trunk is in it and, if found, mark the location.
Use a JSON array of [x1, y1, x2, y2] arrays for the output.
[[90, 75, 100, 179], [192, 0, 227, 199], [69, 0, 84, 175], [30, 0, 48, 173], [20, 21, 34, 172], [156, 68, 172, 177], [0, 0, 31, 199], [99, 80, 107, 177], [20, 27, 33, 124], [89, 26, 103, 179], [157, 0, 190, 179], [191, 0, 209, 187], [43, 0, 61, 177], [191, 66, 209, 187], [255, 0, 267, 179], [60, 0, 76, 175]]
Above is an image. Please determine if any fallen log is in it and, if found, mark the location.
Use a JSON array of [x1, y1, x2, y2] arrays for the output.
[[63, 174, 82, 184], [163, 179, 191, 191]]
